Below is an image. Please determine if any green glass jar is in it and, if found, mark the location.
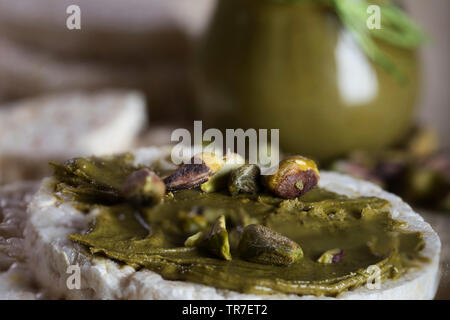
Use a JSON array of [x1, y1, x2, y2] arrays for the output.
[[194, 0, 420, 161]]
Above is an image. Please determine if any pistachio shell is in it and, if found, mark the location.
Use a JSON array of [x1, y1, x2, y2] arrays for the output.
[[238, 224, 303, 265]]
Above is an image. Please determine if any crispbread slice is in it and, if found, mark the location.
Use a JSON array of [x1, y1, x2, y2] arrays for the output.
[[0, 182, 41, 299], [0, 91, 147, 184], [24, 147, 441, 299]]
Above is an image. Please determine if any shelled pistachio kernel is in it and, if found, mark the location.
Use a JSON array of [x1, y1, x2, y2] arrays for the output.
[[163, 152, 224, 191], [184, 215, 232, 261], [121, 168, 165, 204], [317, 248, 344, 264], [264, 155, 319, 199], [184, 231, 204, 247], [228, 164, 261, 196], [201, 152, 245, 193], [238, 224, 303, 266]]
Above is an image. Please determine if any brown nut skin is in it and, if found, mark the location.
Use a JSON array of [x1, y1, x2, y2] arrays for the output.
[[164, 162, 211, 191], [163, 152, 224, 191], [228, 164, 261, 196], [121, 168, 166, 205], [264, 155, 320, 199], [238, 224, 303, 266]]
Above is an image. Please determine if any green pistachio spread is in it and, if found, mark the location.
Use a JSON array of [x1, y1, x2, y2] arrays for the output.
[[51, 154, 426, 297]]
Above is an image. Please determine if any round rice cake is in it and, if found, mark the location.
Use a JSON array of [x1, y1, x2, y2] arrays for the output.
[[24, 147, 441, 299], [0, 182, 42, 299]]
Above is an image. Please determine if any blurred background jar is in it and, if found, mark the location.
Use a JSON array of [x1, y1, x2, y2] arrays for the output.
[[194, 0, 421, 162]]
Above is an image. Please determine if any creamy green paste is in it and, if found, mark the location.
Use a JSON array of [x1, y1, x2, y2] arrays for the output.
[[51, 154, 426, 297]]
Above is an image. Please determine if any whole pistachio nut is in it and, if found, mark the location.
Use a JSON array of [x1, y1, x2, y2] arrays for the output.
[[184, 215, 232, 261], [228, 164, 261, 196], [264, 155, 319, 199], [121, 168, 165, 204], [317, 248, 344, 264], [164, 152, 224, 191], [201, 152, 245, 193], [238, 224, 303, 266]]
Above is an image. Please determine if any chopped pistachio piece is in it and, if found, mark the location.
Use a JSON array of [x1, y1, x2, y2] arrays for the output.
[[184, 215, 232, 261], [361, 206, 380, 219], [202, 215, 232, 260], [201, 152, 245, 193], [121, 168, 165, 205], [238, 224, 303, 266], [317, 248, 344, 264], [228, 164, 261, 196], [184, 231, 204, 247], [263, 155, 319, 199]]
